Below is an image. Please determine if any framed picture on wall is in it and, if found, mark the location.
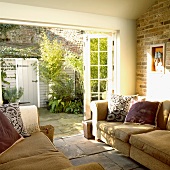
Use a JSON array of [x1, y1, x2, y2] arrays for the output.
[[150, 43, 165, 74]]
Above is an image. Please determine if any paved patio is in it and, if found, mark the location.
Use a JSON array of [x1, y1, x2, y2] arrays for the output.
[[39, 108, 84, 138], [39, 108, 148, 170]]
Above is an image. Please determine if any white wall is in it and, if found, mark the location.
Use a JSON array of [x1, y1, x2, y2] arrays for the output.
[[0, 2, 137, 99]]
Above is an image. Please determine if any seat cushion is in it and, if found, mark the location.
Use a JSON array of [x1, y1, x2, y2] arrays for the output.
[[115, 123, 157, 142], [0, 152, 72, 170], [97, 121, 122, 137], [0, 132, 58, 164], [0, 131, 73, 170], [130, 130, 170, 166]]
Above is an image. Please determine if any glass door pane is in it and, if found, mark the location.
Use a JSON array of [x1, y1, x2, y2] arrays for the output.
[[90, 37, 108, 101]]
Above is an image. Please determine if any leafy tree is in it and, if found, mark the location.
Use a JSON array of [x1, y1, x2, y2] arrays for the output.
[[65, 52, 83, 98], [39, 33, 66, 83]]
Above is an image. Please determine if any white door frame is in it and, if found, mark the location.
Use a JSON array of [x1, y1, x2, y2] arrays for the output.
[[83, 33, 115, 120]]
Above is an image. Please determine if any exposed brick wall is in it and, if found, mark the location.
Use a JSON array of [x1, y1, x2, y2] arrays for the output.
[[1, 25, 84, 55], [136, 0, 170, 95]]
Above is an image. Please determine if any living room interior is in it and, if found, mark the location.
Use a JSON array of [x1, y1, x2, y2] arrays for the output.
[[0, 0, 170, 170]]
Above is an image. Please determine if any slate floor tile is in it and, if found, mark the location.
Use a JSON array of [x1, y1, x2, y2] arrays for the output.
[[71, 153, 122, 170], [103, 150, 147, 170]]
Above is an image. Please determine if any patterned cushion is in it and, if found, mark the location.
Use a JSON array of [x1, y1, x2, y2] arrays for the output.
[[107, 94, 133, 122], [125, 101, 161, 125], [0, 103, 30, 137], [0, 110, 24, 155]]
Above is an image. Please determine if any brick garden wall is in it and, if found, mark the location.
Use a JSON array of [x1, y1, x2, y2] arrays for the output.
[[136, 0, 170, 95]]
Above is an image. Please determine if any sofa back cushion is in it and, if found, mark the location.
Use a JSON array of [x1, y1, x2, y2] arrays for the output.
[[0, 103, 30, 137], [107, 94, 132, 122], [156, 100, 170, 129], [125, 101, 161, 126], [20, 105, 40, 134]]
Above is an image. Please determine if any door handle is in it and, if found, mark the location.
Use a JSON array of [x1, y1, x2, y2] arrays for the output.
[[32, 80, 38, 83]]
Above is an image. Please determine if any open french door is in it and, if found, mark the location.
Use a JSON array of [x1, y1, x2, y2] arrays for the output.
[[83, 34, 114, 120]]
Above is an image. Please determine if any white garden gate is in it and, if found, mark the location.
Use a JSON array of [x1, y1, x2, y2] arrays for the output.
[[16, 58, 39, 106]]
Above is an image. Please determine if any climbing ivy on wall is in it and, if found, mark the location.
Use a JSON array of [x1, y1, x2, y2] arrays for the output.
[[0, 46, 40, 59], [0, 24, 19, 39]]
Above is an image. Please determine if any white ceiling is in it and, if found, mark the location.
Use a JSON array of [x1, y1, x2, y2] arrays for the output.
[[1, 0, 157, 19]]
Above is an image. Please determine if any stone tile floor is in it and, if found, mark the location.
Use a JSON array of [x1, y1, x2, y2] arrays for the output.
[[39, 108, 148, 170]]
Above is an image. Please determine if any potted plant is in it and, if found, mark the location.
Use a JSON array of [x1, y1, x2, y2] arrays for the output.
[[2, 86, 24, 104]]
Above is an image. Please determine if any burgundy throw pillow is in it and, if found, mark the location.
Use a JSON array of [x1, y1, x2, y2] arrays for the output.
[[125, 101, 161, 125], [0, 111, 24, 155]]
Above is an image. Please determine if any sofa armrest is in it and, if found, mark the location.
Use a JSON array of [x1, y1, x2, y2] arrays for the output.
[[90, 100, 108, 138], [64, 163, 104, 170], [90, 100, 108, 121], [20, 105, 40, 134]]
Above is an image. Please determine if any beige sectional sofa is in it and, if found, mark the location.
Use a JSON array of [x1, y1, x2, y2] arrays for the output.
[[90, 100, 170, 170], [0, 105, 104, 170]]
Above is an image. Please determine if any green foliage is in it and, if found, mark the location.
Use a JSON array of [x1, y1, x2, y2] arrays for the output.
[[48, 78, 83, 114], [49, 78, 74, 100], [0, 58, 15, 85], [65, 100, 83, 114], [65, 52, 83, 77], [0, 24, 19, 37], [3, 86, 24, 103], [65, 52, 84, 98], [0, 46, 40, 58], [39, 33, 65, 83], [49, 98, 83, 114], [49, 99, 64, 113], [90, 38, 108, 93]]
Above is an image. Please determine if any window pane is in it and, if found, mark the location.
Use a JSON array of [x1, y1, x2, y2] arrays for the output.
[[90, 52, 98, 65], [100, 81, 107, 92], [90, 38, 98, 51], [99, 38, 107, 51], [91, 93, 99, 101], [100, 52, 107, 65], [91, 80, 98, 92], [91, 66, 98, 79], [100, 66, 107, 78]]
